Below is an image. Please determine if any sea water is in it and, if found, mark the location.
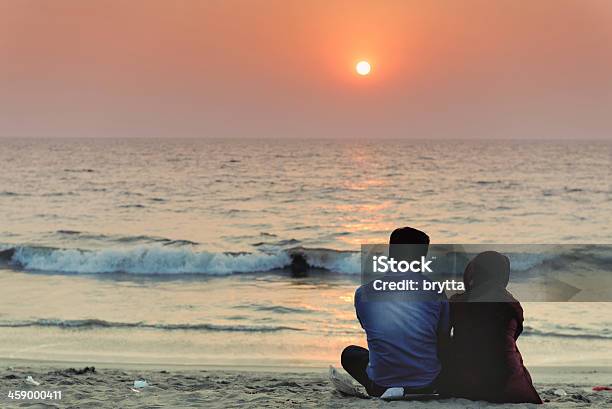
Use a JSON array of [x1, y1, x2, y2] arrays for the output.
[[0, 138, 610, 366]]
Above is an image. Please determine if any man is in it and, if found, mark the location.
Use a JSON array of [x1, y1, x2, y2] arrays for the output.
[[341, 227, 449, 397]]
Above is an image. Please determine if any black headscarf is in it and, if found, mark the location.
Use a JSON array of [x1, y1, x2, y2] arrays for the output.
[[464, 251, 510, 291], [459, 251, 517, 303]]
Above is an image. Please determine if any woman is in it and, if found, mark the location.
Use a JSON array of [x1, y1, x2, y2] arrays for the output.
[[442, 251, 542, 404]]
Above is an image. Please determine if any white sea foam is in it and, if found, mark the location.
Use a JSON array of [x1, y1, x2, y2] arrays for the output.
[[302, 251, 361, 275], [506, 252, 560, 272], [7, 245, 364, 275], [10, 246, 292, 275], [5, 244, 610, 277]]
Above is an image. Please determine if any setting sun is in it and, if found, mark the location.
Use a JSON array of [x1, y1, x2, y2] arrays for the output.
[[356, 60, 371, 76]]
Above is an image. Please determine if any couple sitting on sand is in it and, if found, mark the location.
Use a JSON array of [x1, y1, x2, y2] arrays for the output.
[[341, 227, 542, 403]]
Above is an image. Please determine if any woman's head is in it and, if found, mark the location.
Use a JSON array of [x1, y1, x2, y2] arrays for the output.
[[464, 251, 510, 291]]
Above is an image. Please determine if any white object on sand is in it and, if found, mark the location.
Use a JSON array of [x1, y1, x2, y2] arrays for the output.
[[554, 388, 567, 396], [328, 366, 368, 398], [25, 376, 40, 386], [133, 379, 149, 388], [381, 387, 404, 400]]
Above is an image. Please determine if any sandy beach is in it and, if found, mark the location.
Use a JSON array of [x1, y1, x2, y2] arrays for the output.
[[2, 0, 612, 406], [1, 362, 610, 408]]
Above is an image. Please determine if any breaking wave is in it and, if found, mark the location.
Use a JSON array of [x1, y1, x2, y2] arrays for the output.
[[0, 245, 360, 275], [522, 325, 612, 340], [0, 319, 302, 332], [1, 319, 608, 340], [0, 242, 610, 277]]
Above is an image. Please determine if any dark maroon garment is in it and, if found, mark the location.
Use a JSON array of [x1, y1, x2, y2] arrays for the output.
[[443, 296, 542, 404]]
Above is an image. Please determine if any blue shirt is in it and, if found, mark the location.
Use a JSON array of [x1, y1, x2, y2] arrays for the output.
[[355, 272, 449, 388]]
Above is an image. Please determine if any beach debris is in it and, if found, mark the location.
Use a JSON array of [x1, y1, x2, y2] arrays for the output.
[[553, 388, 567, 396], [328, 366, 369, 399], [570, 393, 590, 403], [25, 376, 40, 386], [67, 366, 95, 375], [592, 386, 612, 391], [50, 366, 96, 376], [133, 379, 150, 388]]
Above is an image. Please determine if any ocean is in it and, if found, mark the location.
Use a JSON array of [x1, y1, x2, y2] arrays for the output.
[[0, 138, 610, 367]]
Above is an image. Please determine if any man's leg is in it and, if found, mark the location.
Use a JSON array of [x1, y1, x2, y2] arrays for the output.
[[341, 345, 386, 397]]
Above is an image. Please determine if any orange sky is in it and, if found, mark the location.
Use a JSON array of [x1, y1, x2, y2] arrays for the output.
[[1, 0, 611, 139]]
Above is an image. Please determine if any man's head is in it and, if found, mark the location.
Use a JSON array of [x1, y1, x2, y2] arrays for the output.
[[389, 227, 429, 262]]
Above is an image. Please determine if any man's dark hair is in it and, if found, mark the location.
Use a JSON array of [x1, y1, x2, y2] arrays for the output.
[[389, 227, 430, 261]]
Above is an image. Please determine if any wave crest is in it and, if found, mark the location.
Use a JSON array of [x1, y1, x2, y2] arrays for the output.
[[9, 246, 291, 275], [2, 245, 361, 275], [0, 319, 302, 332]]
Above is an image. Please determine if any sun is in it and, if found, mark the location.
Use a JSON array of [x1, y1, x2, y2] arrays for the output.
[[355, 60, 371, 76]]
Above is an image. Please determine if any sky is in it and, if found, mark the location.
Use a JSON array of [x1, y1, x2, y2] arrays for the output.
[[1, 0, 611, 139]]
